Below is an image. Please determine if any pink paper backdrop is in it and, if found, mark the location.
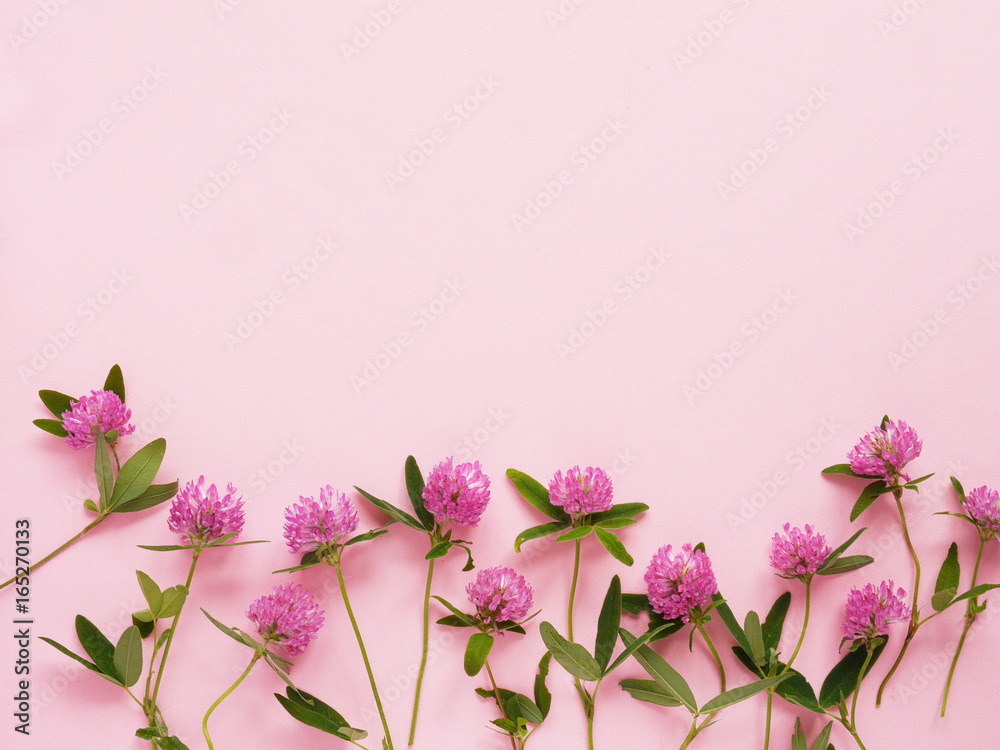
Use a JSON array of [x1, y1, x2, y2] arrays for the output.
[[2, 2, 1000, 748]]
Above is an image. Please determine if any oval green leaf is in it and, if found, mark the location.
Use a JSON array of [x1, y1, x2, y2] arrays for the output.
[[539, 621, 602, 682], [595, 575, 622, 673], [594, 527, 634, 566], [110, 438, 166, 508], [506, 469, 569, 522], [464, 632, 494, 676], [114, 626, 143, 687]]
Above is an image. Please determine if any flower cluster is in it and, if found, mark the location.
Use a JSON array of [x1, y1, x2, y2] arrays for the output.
[[246, 582, 325, 657], [466, 566, 533, 631], [421, 458, 491, 527], [847, 419, 922, 484], [841, 581, 910, 646], [963, 485, 1000, 539], [61, 389, 135, 450], [548, 466, 613, 519], [645, 544, 718, 623], [770, 523, 832, 581], [284, 486, 360, 554], [167, 476, 244, 546]]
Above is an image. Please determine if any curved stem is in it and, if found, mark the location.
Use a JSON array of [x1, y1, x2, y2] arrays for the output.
[[408, 556, 435, 746], [110, 443, 122, 472], [336, 563, 394, 750], [150, 549, 201, 706], [202, 651, 260, 750], [696, 623, 726, 694], [484, 659, 517, 750], [784, 581, 811, 672], [568, 539, 581, 642], [941, 538, 986, 716], [850, 647, 873, 730], [1, 514, 109, 590]]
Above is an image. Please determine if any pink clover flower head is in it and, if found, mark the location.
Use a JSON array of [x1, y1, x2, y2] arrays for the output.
[[466, 566, 533, 631], [963, 485, 1000, 538], [61, 389, 135, 450], [645, 544, 719, 623], [548, 466, 613, 519], [421, 458, 490, 527], [841, 581, 910, 646], [769, 523, 832, 581], [168, 476, 244, 546], [283, 485, 359, 554], [847, 419, 922, 484], [246, 582, 324, 657]]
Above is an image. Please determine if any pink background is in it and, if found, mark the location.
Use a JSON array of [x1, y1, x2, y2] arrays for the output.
[[3, 2, 1000, 748]]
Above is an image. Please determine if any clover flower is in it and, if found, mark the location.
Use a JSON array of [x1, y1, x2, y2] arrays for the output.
[[284, 485, 359, 554], [548, 466, 613, 519], [847, 419, 922, 484], [841, 581, 910, 646], [963, 485, 1000, 539], [770, 523, 832, 581], [466, 566, 533, 631], [61, 389, 135, 450], [645, 544, 718, 623], [246, 582, 324, 657], [167, 476, 244, 546], [421, 458, 490, 527]]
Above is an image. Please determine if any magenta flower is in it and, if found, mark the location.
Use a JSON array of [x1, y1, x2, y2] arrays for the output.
[[167, 476, 244, 546], [645, 544, 719, 623], [770, 524, 832, 581], [847, 419, 922, 484], [246, 582, 324, 657], [422, 458, 491, 527], [466, 566, 533, 631], [963, 485, 1000, 538], [284, 486, 360, 555], [60, 389, 135, 450], [841, 581, 910, 646], [548, 466, 613, 519]]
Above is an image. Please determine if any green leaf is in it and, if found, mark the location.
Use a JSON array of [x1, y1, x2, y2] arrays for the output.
[[158, 736, 191, 750], [818, 528, 868, 572], [791, 718, 808, 750], [903, 473, 934, 491], [39, 637, 102, 676], [700, 674, 790, 713], [816, 555, 874, 576], [762, 592, 791, 653], [622, 593, 651, 616], [822, 464, 864, 477], [94, 431, 114, 510], [436, 615, 476, 628], [620, 678, 682, 707], [595, 575, 622, 673], [76, 615, 119, 680], [539, 622, 602, 682], [819, 642, 885, 708], [202, 609, 252, 648], [594, 527, 634, 566], [353, 486, 426, 530], [158, 586, 188, 619], [83, 499, 99, 513], [431, 596, 478, 628], [508, 693, 543, 724], [607, 622, 681, 673], [556, 526, 593, 542], [712, 594, 753, 657], [534, 652, 552, 719], [464, 632, 495, 677], [136, 571, 163, 614], [39, 389, 77, 418], [949, 583, 1000, 607], [404, 456, 434, 530], [112, 481, 179, 513], [506, 469, 570, 522], [951, 476, 966, 503], [588, 503, 649, 523], [135, 728, 158, 741], [932, 542, 961, 613], [109, 438, 166, 509], [619, 630, 697, 713], [810, 721, 833, 750], [275, 687, 365, 740], [426, 541, 452, 560], [103, 364, 125, 403], [113, 626, 143, 687], [33, 418, 68, 437], [343, 528, 390, 547], [592, 518, 636, 531], [744, 611, 765, 666], [850, 481, 888, 522], [132, 613, 155, 639], [514, 521, 571, 552], [731, 647, 823, 712]]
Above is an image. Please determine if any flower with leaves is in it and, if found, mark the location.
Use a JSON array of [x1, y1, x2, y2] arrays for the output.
[[61, 388, 135, 450], [168, 476, 245, 547]]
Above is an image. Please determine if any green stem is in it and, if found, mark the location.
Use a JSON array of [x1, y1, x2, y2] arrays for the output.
[[850, 647, 874, 730], [568, 539, 581, 642], [484, 659, 517, 750], [677, 715, 701, 750], [941, 538, 986, 716], [336, 563, 394, 750], [763, 689, 773, 750], [110, 443, 122, 472], [408, 556, 435, 746], [586, 679, 602, 750], [0, 514, 109, 590], [696, 623, 726, 694], [202, 651, 261, 750], [784, 581, 811, 672], [150, 549, 200, 707]]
